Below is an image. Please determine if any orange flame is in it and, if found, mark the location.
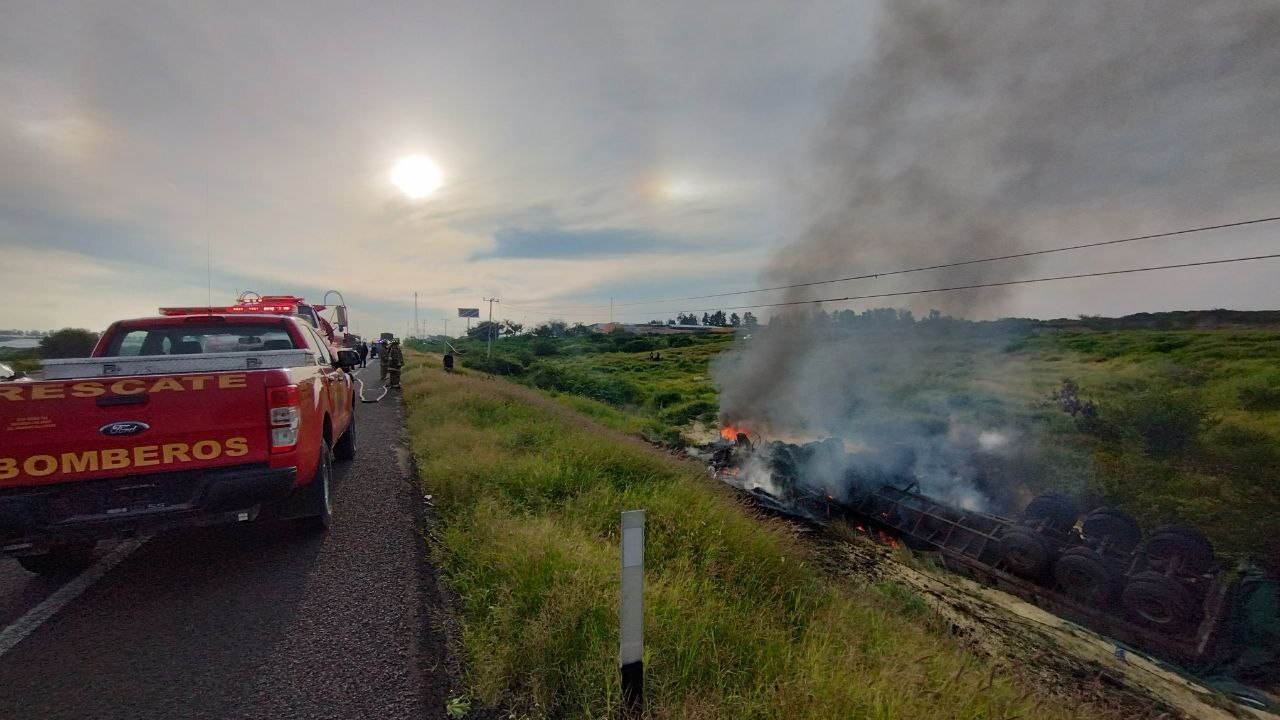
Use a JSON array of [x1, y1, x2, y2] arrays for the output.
[[876, 531, 903, 550], [720, 424, 747, 441]]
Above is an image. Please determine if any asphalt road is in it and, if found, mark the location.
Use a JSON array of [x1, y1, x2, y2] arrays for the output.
[[0, 363, 452, 719]]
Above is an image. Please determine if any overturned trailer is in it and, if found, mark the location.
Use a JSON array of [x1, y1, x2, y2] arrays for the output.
[[706, 434, 1278, 687]]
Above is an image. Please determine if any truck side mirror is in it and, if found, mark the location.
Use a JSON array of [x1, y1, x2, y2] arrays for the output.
[[334, 306, 349, 331], [335, 349, 360, 371]]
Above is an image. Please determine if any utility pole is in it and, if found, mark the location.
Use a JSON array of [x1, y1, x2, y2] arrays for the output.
[[441, 318, 450, 338], [610, 297, 614, 325], [483, 297, 500, 358], [414, 292, 419, 339]]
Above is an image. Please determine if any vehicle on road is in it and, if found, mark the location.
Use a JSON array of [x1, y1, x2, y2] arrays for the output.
[[0, 312, 360, 575]]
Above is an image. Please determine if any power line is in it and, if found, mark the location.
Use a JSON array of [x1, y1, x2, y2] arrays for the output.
[[503, 215, 1280, 312], [615, 215, 1280, 306], [653, 253, 1280, 315]]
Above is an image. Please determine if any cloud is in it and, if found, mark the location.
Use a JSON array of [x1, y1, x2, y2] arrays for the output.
[[474, 228, 690, 260]]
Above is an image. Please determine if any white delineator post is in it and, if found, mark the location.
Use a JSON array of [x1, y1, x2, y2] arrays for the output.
[[620, 510, 645, 714]]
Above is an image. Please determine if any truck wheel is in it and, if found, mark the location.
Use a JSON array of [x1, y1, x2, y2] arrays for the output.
[[1053, 546, 1116, 606], [17, 543, 96, 577], [334, 413, 356, 462], [1081, 507, 1142, 554], [296, 443, 334, 534], [999, 525, 1052, 579], [1020, 493, 1078, 533], [1144, 525, 1214, 574], [1121, 571, 1200, 631]]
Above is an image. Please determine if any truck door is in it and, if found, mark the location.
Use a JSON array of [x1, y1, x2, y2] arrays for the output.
[[301, 327, 352, 438]]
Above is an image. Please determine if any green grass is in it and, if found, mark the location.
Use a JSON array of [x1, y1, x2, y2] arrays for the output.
[[438, 322, 1280, 561], [401, 352, 1105, 719]]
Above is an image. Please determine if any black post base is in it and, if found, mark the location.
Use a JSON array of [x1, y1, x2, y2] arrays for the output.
[[621, 660, 643, 716]]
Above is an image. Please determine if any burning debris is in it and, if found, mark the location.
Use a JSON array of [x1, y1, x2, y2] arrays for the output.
[[699, 425, 1280, 696]]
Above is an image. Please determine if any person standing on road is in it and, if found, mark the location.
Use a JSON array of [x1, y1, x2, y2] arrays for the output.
[[357, 341, 369, 368], [386, 339, 405, 388]]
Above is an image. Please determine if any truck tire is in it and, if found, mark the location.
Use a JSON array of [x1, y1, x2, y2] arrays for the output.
[[1020, 493, 1078, 533], [1053, 546, 1116, 606], [1081, 507, 1142, 554], [999, 525, 1052, 579], [334, 413, 356, 462], [1122, 571, 1200, 631], [296, 443, 334, 534], [1144, 525, 1214, 574], [17, 543, 96, 577]]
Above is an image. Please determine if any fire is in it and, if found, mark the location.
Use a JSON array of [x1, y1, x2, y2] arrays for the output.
[[876, 530, 903, 550], [720, 424, 747, 441]]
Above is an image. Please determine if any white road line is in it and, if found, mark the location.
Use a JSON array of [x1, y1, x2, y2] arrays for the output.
[[0, 536, 148, 658]]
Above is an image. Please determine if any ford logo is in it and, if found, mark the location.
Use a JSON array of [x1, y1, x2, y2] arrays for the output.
[[100, 421, 150, 437]]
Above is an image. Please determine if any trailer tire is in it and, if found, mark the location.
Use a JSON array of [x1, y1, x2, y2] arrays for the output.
[[296, 443, 334, 534], [1053, 546, 1116, 606], [334, 413, 356, 462], [17, 543, 96, 577], [1144, 525, 1214, 574], [1020, 493, 1078, 532], [1081, 507, 1142, 554], [999, 525, 1052, 579], [1122, 571, 1200, 631]]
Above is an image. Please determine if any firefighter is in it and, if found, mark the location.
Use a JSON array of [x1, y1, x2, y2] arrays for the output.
[[357, 341, 369, 368], [385, 338, 405, 388], [443, 351, 454, 374]]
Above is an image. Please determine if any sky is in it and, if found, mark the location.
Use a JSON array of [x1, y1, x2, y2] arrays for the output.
[[1, 1, 1277, 335]]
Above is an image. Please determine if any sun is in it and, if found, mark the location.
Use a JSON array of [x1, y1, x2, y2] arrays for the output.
[[391, 154, 444, 199]]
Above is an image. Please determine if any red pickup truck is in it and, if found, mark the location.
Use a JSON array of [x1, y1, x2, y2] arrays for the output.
[[0, 313, 358, 575]]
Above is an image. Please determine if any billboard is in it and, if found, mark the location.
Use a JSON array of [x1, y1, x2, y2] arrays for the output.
[[457, 308, 481, 318]]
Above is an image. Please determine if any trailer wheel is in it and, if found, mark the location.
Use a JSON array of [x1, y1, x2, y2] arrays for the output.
[[1122, 571, 1200, 631], [1144, 525, 1214, 574], [296, 443, 334, 534], [999, 525, 1052, 579], [1053, 546, 1116, 606], [334, 412, 356, 462], [1081, 507, 1142, 554], [17, 543, 96, 577], [1020, 493, 1078, 532]]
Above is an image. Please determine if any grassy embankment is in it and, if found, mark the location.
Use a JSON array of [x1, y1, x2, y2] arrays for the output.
[[426, 321, 1280, 560], [402, 352, 1101, 719], [0, 347, 40, 373]]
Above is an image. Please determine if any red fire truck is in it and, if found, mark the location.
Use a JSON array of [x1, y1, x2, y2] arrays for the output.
[[159, 290, 355, 353], [0, 310, 359, 575]]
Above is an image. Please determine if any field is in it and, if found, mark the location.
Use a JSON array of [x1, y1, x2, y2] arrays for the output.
[[400, 352, 1124, 719], [419, 316, 1280, 563]]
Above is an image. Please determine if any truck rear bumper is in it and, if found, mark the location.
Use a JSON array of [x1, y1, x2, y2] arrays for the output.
[[0, 464, 297, 555]]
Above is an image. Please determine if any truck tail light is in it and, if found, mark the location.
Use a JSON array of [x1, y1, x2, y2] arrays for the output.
[[268, 385, 301, 453]]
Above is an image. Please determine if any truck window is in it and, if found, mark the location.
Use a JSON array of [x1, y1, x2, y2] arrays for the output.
[[299, 326, 330, 366], [101, 324, 296, 356], [297, 306, 320, 329]]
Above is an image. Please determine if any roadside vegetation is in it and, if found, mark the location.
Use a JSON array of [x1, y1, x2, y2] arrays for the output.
[[401, 353, 1107, 719], [411, 309, 1280, 562]]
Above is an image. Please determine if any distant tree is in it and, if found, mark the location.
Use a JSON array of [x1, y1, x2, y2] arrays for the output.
[[566, 322, 592, 337], [39, 328, 99, 358], [927, 309, 943, 322], [466, 320, 501, 340], [667, 319, 676, 325], [742, 312, 758, 328], [709, 310, 728, 326], [500, 319, 524, 336], [701, 312, 711, 326], [729, 312, 740, 326]]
